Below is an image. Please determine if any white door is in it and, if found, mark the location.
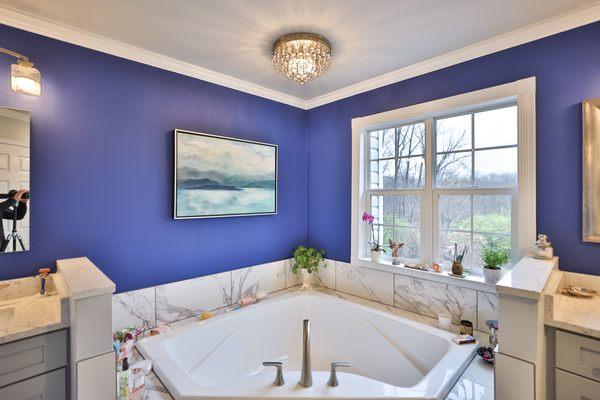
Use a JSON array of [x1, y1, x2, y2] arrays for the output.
[[0, 139, 30, 252]]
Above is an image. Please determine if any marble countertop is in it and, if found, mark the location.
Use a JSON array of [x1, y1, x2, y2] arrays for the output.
[[545, 270, 600, 339], [0, 274, 69, 344], [1, 257, 115, 345], [496, 256, 557, 300], [57, 256, 115, 299]]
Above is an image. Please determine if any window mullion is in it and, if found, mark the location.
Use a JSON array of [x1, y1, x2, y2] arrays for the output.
[[423, 118, 434, 265]]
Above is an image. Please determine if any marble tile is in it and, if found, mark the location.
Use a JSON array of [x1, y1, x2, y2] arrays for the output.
[[144, 372, 174, 400], [232, 260, 285, 303], [312, 259, 336, 289], [155, 271, 232, 325], [462, 357, 495, 388], [335, 262, 394, 305], [445, 377, 494, 400], [112, 287, 156, 331], [477, 291, 499, 332], [394, 275, 477, 325], [284, 258, 303, 288]]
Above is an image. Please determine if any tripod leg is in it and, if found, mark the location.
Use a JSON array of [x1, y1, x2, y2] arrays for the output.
[[0, 235, 10, 253], [16, 234, 26, 251]]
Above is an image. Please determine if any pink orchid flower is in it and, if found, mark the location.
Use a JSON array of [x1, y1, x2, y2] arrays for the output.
[[362, 212, 375, 224]]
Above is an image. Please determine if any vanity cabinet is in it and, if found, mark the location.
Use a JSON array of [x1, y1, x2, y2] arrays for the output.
[[555, 330, 600, 399], [0, 329, 67, 399], [0, 367, 66, 400]]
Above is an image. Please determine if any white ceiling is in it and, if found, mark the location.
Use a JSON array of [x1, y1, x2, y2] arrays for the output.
[[0, 0, 598, 106]]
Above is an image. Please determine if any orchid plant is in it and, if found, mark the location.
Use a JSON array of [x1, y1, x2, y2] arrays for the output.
[[362, 212, 386, 252]]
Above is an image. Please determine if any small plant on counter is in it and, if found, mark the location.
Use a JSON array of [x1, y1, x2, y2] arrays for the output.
[[292, 246, 326, 274], [481, 238, 510, 284], [482, 239, 510, 270]]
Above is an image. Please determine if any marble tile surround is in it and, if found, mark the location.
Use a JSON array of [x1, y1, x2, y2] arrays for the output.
[[394, 275, 477, 324], [113, 258, 498, 334]]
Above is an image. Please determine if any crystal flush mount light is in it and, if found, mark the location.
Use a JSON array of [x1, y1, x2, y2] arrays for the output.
[[272, 33, 332, 85], [1, 47, 41, 96]]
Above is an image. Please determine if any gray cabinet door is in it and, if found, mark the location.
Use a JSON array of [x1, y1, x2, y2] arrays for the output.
[[0, 368, 66, 400], [0, 329, 67, 387]]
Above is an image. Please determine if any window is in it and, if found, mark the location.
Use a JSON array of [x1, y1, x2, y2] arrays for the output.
[[352, 78, 536, 276]]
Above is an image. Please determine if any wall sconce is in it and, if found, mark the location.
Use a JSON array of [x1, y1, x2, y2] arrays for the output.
[[0, 47, 41, 96]]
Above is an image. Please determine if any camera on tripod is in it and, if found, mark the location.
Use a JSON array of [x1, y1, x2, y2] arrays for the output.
[[1, 189, 29, 252], [0, 189, 30, 201]]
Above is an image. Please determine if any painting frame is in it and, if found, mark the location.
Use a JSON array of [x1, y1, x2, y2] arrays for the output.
[[173, 129, 278, 219]]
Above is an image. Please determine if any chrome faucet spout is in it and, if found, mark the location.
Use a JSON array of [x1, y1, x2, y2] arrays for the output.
[[299, 319, 312, 387]]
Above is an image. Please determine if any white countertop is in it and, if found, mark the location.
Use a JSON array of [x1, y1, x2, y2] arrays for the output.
[[496, 256, 558, 300], [545, 270, 600, 339], [57, 256, 115, 299], [1, 257, 115, 344]]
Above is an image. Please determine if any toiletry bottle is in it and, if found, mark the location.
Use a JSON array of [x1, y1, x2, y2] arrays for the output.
[[118, 358, 131, 400]]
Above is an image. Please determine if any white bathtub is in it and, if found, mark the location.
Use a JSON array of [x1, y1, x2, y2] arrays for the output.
[[137, 291, 475, 399]]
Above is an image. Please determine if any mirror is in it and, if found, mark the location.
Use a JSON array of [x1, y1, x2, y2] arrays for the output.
[[583, 98, 600, 242], [0, 107, 30, 253]]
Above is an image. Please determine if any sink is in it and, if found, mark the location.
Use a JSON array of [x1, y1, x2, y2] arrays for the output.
[[0, 275, 57, 306], [0, 307, 15, 325]]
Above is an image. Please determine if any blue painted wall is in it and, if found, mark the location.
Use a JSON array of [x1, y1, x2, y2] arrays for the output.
[[1, 20, 598, 288], [0, 24, 308, 292], [306, 22, 600, 276]]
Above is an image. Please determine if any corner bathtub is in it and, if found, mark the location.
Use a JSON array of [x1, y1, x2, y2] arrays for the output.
[[136, 291, 475, 399]]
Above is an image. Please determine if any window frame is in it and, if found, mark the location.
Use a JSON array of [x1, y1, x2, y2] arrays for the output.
[[351, 77, 536, 276]]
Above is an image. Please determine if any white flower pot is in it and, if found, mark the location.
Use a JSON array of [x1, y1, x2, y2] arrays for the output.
[[483, 267, 502, 284], [371, 250, 381, 263], [300, 269, 312, 291]]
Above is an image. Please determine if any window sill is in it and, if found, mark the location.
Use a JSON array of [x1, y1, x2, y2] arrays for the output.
[[354, 257, 498, 293]]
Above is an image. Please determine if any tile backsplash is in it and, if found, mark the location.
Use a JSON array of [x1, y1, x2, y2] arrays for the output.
[[112, 258, 498, 333]]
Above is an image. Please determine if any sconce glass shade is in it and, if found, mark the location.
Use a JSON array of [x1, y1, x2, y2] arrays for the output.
[[11, 60, 41, 96]]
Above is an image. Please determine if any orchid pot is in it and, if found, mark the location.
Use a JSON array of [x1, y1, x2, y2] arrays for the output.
[[370, 250, 381, 263]]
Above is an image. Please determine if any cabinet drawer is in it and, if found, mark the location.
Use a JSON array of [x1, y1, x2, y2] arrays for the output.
[[556, 369, 600, 400], [0, 367, 66, 400], [0, 329, 67, 387], [557, 330, 600, 382]]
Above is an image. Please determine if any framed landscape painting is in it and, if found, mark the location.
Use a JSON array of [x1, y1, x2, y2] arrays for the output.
[[174, 129, 278, 219]]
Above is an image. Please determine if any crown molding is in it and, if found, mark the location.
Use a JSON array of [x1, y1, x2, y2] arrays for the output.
[[0, 107, 29, 121], [304, 2, 600, 109], [0, 3, 599, 111], [0, 5, 307, 109]]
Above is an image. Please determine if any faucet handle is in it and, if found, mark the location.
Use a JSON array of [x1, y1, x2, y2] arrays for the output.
[[263, 361, 284, 386], [328, 361, 350, 387]]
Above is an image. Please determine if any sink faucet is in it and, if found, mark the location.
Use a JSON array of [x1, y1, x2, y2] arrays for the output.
[[299, 319, 312, 387], [36, 268, 50, 295]]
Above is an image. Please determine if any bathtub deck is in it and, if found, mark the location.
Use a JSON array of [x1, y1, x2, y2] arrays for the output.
[[134, 286, 494, 400]]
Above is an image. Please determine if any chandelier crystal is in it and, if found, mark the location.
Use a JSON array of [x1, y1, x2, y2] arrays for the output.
[[272, 33, 331, 85]]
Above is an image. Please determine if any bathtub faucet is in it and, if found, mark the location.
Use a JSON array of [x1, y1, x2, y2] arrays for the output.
[[299, 319, 312, 387]]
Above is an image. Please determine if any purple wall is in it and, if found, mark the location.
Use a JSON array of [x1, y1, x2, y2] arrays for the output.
[[306, 22, 600, 276], [0, 24, 308, 292], [0, 20, 598, 289]]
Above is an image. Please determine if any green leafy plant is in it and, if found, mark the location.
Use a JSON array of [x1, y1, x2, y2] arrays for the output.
[[481, 238, 510, 270], [292, 246, 325, 274]]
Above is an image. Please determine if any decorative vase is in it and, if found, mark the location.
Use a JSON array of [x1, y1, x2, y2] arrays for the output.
[[451, 261, 463, 276], [371, 250, 381, 263], [392, 256, 401, 266], [483, 267, 502, 284], [300, 269, 312, 291]]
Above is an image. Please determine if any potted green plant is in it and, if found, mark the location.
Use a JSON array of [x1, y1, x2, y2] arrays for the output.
[[293, 246, 325, 290], [481, 239, 510, 284]]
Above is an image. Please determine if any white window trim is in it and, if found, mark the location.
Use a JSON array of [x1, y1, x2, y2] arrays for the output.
[[351, 77, 536, 276]]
